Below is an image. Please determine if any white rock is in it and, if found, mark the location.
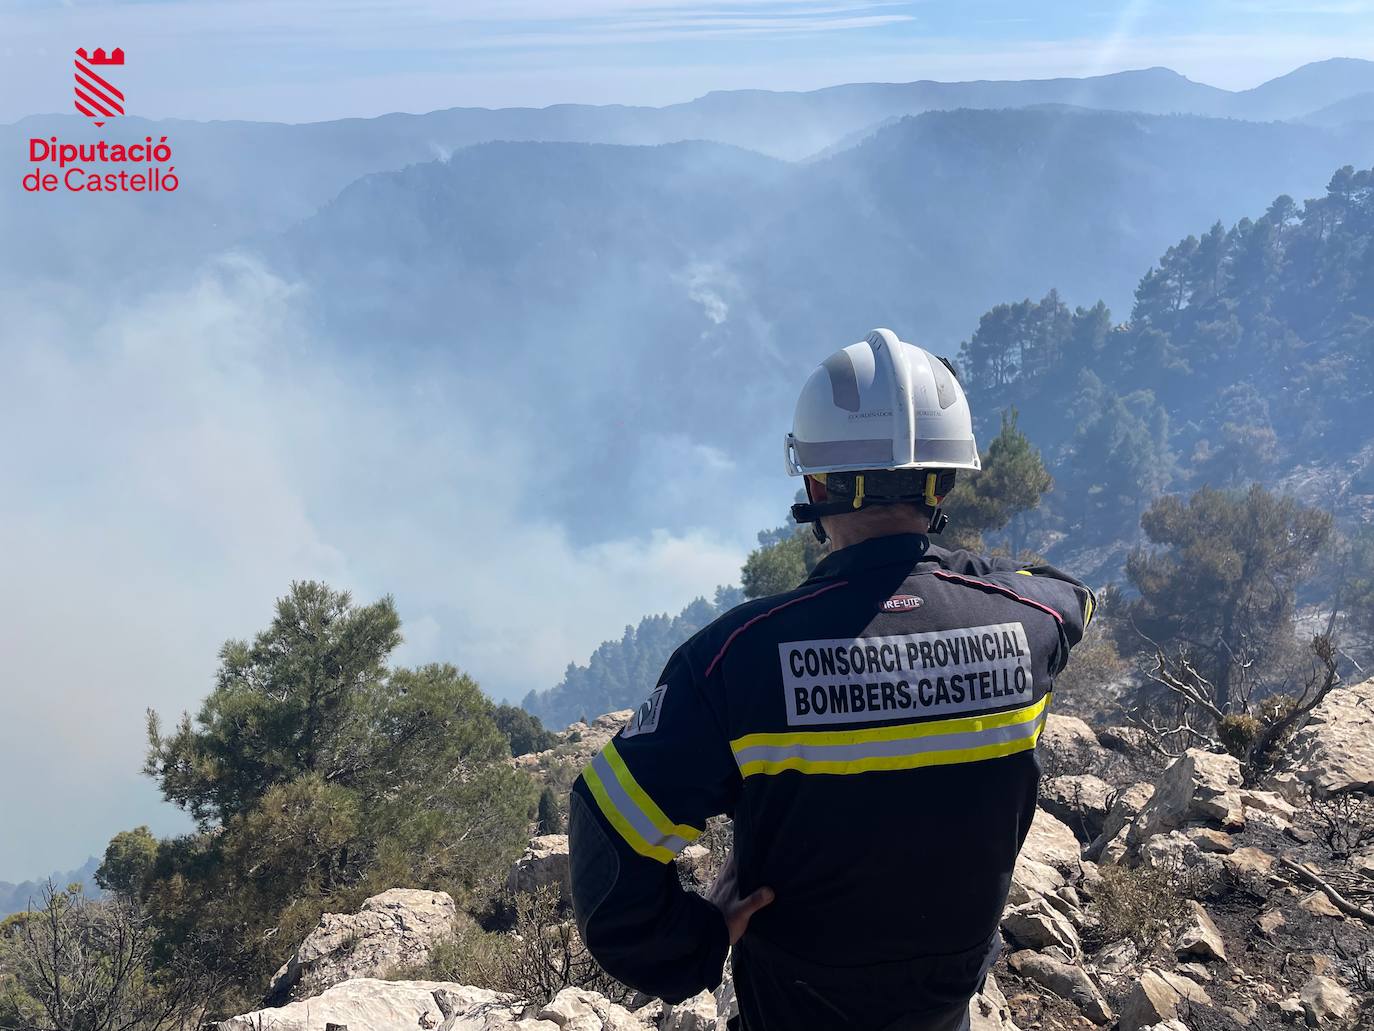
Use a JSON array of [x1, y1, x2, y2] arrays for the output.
[[508, 835, 572, 897], [1175, 901, 1226, 963], [968, 972, 1021, 1031], [1001, 897, 1081, 958], [1138, 830, 1226, 895], [1020, 807, 1083, 874], [219, 979, 508, 1031], [1008, 950, 1113, 1024], [1039, 774, 1114, 840], [675, 844, 715, 891], [713, 964, 737, 1024], [1127, 750, 1245, 848], [1118, 968, 1212, 1031], [1223, 846, 1280, 893], [1298, 890, 1345, 919], [537, 987, 641, 1031], [1353, 850, 1374, 878], [1298, 974, 1358, 1026], [1007, 856, 1066, 907], [659, 990, 719, 1030], [1087, 782, 1154, 862], [1269, 677, 1374, 797], [269, 890, 460, 1002], [1240, 789, 1297, 821], [1039, 714, 1104, 771]]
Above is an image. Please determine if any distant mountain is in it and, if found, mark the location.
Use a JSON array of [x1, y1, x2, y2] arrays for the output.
[[265, 108, 1373, 539], [0, 856, 101, 916], [1231, 58, 1374, 121], [5, 61, 1373, 294], [1301, 92, 1374, 129]]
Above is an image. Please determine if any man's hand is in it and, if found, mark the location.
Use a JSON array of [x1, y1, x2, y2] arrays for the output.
[[706, 847, 774, 945]]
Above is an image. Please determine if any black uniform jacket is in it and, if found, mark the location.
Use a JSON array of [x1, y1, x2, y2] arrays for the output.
[[569, 534, 1094, 1030]]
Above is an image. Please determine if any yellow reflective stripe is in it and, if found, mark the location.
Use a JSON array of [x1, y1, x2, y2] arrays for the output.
[[1083, 591, 1095, 626], [730, 693, 1050, 753], [737, 729, 1044, 778], [581, 763, 675, 863], [602, 741, 702, 845], [1015, 569, 1032, 575]]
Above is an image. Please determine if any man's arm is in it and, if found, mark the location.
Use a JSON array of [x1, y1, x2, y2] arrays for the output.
[[1005, 561, 1097, 650], [936, 550, 1096, 648], [568, 644, 742, 1003]]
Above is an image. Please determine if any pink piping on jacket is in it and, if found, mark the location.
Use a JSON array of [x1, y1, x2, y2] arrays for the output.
[[930, 569, 1065, 625], [703, 580, 850, 678]]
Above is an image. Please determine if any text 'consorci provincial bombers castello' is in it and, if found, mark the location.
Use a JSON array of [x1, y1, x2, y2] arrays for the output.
[[780, 621, 1033, 725]]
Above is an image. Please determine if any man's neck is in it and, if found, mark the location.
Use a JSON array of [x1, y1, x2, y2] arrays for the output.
[[824, 519, 930, 552]]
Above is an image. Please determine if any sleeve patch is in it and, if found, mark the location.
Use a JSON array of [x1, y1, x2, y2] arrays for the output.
[[621, 682, 668, 739]]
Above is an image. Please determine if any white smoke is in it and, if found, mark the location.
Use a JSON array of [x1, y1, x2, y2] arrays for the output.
[[0, 254, 754, 878]]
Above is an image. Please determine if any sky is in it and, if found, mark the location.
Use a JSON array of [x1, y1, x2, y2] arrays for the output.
[[1, 0, 1373, 882], [2, 0, 1374, 123]]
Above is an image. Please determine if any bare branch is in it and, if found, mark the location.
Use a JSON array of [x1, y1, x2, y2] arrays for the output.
[[1279, 857, 1374, 923]]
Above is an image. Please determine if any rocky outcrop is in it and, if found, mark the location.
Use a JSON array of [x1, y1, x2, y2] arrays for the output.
[[1295, 974, 1359, 1027], [1039, 714, 1104, 771], [1126, 749, 1245, 848], [225, 982, 654, 1031], [232, 702, 1374, 1031], [1118, 968, 1212, 1031], [507, 834, 571, 897], [1008, 951, 1112, 1024], [1018, 807, 1083, 874], [513, 712, 633, 778], [535, 987, 642, 1030], [1269, 676, 1374, 798], [221, 978, 503, 1031], [223, 975, 1033, 1031], [1087, 781, 1154, 862], [659, 990, 718, 1030], [968, 973, 1020, 1031], [269, 889, 460, 1002], [1174, 901, 1226, 963], [1039, 774, 1113, 841], [1001, 897, 1081, 959]]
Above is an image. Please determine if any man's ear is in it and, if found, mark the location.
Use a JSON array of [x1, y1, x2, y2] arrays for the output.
[[806, 475, 828, 503]]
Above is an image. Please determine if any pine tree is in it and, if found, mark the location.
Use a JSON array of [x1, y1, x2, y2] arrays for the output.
[[1126, 485, 1333, 707], [943, 409, 1053, 555]]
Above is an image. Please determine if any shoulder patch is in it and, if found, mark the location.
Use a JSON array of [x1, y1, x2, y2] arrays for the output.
[[620, 683, 668, 738], [882, 594, 923, 612]]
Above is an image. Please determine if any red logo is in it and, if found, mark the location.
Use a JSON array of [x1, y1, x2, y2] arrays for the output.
[[74, 47, 125, 127], [881, 595, 923, 612], [23, 45, 177, 195]]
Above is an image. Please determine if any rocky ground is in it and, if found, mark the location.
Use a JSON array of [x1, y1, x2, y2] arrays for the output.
[[219, 679, 1374, 1031]]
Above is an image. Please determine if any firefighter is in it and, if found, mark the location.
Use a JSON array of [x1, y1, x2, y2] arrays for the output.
[[569, 329, 1095, 1030]]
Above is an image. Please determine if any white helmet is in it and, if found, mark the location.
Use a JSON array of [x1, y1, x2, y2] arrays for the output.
[[786, 329, 980, 477], [786, 329, 980, 538]]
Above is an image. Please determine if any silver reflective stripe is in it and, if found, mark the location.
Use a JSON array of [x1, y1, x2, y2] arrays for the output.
[[790, 436, 977, 469], [912, 438, 978, 465], [733, 713, 1042, 769], [589, 752, 693, 855], [790, 437, 895, 467]]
